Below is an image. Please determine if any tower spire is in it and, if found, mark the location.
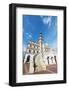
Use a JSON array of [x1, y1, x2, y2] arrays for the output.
[[38, 33, 43, 53]]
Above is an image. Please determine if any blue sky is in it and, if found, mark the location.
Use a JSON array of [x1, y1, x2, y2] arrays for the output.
[[23, 15, 57, 50]]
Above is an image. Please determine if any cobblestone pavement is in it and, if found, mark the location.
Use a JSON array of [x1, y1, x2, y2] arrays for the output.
[[23, 63, 57, 75]]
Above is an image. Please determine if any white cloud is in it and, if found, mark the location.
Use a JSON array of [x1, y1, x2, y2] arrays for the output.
[[29, 34, 32, 38], [26, 33, 32, 38], [41, 16, 52, 28], [51, 41, 57, 49], [23, 45, 26, 52], [26, 33, 29, 35]]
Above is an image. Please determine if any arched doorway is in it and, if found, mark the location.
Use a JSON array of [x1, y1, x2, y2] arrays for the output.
[[23, 55, 30, 75], [26, 55, 30, 63]]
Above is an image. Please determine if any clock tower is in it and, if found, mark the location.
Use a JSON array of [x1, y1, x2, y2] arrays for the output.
[[38, 33, 43, 53]]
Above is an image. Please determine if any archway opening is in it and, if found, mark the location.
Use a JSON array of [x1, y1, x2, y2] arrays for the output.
[[26, 55, 30, 63]]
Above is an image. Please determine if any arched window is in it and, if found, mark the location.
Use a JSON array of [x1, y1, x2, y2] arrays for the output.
[[47, 56, 49, 64], [54, 56, 57, 64], [33, 50, 35, 53], [29, 50, 31, 53], [51, 57, 53, 63]]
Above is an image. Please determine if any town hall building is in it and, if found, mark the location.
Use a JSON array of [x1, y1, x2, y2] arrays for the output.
[[23, 33, 57, 74]]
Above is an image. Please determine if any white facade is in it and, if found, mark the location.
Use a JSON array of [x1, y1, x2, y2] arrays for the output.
[[23, 33, 57, 73]]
